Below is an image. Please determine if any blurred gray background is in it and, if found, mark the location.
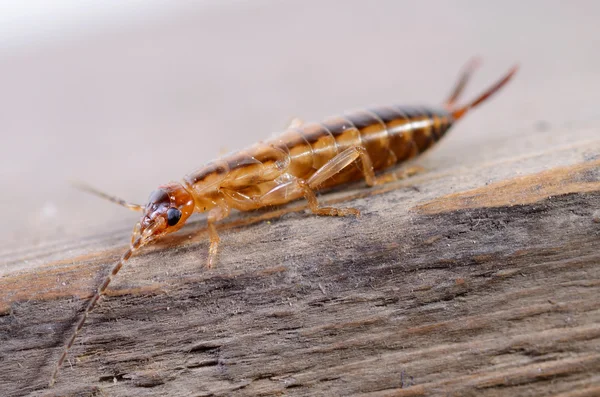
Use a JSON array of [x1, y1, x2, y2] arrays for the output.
[[1, 0, 599, 267]]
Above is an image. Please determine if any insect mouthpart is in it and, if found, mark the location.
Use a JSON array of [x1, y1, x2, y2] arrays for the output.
[[137, 210, 168, 241]]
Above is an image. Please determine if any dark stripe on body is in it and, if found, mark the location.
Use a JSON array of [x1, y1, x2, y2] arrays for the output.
[[343, 110, 384, 130], [186, 160, 229, 185], [322, 117, 357, 137]]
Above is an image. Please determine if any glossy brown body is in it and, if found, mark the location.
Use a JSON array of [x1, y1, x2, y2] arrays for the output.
[[184, 106, 452, 213]]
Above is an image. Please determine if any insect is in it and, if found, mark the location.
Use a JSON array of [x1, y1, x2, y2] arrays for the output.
[[50, 59, 517, 386]]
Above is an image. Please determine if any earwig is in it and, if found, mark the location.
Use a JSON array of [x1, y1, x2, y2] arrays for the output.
[[49, 60, 517, 386]]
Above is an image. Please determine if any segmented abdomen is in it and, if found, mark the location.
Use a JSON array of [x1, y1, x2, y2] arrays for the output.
[[184, 105, 453, 200], [273, 105, 453, 184]]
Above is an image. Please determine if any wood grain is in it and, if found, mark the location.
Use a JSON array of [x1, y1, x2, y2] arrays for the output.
[[1, 120, 599, 397]]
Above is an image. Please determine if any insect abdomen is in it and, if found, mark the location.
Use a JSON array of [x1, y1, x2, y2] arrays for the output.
[[279, 105, 453, 185], [186, 105, 453, 196], [347, 105, 453, 170]]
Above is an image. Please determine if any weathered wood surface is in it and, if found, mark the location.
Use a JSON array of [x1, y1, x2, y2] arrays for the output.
[[1, 121, 599, 397]]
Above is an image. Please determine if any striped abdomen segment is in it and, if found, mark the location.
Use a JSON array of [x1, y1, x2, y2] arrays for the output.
[[185, 105, 453, 199], [275, 105, 453, 181], [370, 106, 453, 163]]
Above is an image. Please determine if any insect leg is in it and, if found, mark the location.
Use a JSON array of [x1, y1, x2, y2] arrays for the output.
[[205, 202, 230, 268], [307, 145, 420, 191], [296, 179, 360, 216], [307, 146, 377, 188], [131, 222, 141, 245], [223, 177, 360, 217]]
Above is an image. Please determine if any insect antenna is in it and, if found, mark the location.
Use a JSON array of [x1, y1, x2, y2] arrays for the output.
[[71, 181, 144, 212], [49, 236, 143, 387], [444, 57, 481, 108], [451, 64, 518, 120]]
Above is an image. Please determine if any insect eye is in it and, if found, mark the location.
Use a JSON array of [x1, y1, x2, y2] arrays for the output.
[[166, 208, 182, 226]]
